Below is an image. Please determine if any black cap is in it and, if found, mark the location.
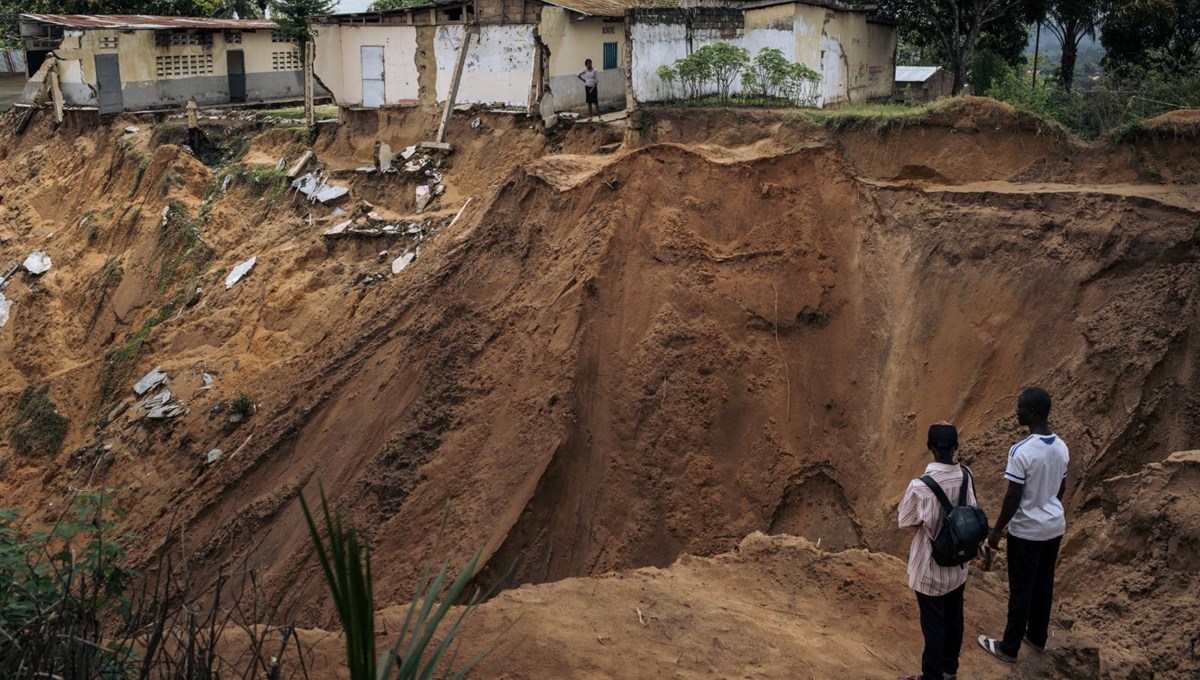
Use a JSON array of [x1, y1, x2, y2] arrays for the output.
[[928, 422, 958, 451]]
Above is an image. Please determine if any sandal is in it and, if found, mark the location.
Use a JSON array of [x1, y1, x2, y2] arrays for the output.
[[1023, 634, 1047, 653], [977, 635, 1017, 663]]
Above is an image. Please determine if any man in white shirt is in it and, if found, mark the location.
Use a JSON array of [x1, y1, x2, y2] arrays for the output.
[[978, 387, 1069, 664], [577, 59, 600, 119], [898, 422, 978, 680]]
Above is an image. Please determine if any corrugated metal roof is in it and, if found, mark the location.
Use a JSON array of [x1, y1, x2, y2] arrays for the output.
[[0, 50, 26, 75], [21, 14, 278, 31], [540, 0, 636, 17], [895, 66, 941, 83]]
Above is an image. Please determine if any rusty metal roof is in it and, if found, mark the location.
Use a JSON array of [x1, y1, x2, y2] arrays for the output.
[[20, 14, 278, 31], [540, 0, 637, 17]]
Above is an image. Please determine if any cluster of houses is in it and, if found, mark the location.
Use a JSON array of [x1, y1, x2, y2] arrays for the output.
[[14, 1, 922, 119]]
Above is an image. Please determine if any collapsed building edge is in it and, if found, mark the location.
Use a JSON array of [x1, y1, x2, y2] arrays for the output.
[[17, 14, 328, 115], [309, 0, 897, 118]]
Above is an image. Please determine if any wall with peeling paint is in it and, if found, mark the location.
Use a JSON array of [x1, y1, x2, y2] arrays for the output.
[[630, 2, 895, 109], [21, 26, 304, 111], [540, 8, 626, 112], [313, 22, 537, 109], [435, 25, 535, 107], [313, 25, 421, 107]]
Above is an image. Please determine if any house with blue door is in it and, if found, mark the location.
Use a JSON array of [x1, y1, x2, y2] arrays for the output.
[[18, 14, 309, 114]]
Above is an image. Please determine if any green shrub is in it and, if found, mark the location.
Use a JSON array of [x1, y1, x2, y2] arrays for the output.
[[302, 490, 496, 680], [230, 392, 254, 420], [0, 493, 139, 677], [7, 384, 69, 457]]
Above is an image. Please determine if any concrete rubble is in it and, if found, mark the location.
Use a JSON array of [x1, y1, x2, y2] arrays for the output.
[[133, 366, 168, 396], [22, 251, 52, 275], [225, 256, 257, 290], [292, 171, 349, 204], [391, 250, 416, 274], [377, 142, 396, 172], [206, 448, 222, 465], [0, 292, 10, 327]]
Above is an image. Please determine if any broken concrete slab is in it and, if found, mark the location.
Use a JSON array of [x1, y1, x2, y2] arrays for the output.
[[225, 257, 256, 290], [323, 220, 353, 238], [314, 184, 349, 204], [418, 141, 453, 152], [286, 150, 313, 178], [355, 166, 376, 174], [133, 366, 168, 396], [0, 292, 10, 327], [205, 448, 222, 464], [0, 262, 16, 291], [401, 145, 417, 160], [377, 142, 395, 172], [415, 184, 432, 212], [22, 251, 51, 275], [275, 156, 287, 171], [137, 389, 172, 411], [391, 251, 416, 274], [124, 125, 140, 134], [293, 173, 350, 204], [147, 403, 186, 419]]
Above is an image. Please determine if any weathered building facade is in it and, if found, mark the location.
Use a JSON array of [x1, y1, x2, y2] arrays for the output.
[[310, 0, 895, 115], [310, 0, 626, 113], [19, 14, 306, 114], [630, 1, 895, 108]]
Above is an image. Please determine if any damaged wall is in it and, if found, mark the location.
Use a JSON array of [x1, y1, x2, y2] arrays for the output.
[[312, 22, 536, 109], [312, 25, 421, 107], [435, 24, 536, 107], [539, 7, 626, 113], [20, 27, 305, 111], [630, 2, 895, 108]]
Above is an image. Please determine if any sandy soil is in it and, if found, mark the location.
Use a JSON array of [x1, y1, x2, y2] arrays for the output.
[[0, 98, 1198, 678]]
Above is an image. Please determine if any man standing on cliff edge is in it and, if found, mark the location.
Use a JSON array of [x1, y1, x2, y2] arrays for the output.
[[979, 387, 1069, 664]]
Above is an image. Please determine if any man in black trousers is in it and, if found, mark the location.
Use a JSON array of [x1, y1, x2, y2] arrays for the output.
[[978, 387, 1069, 663]]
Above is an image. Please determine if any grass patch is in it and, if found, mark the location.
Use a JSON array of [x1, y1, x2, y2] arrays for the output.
[[202, 164, 290, 216], [261, 104, 339, 120], [7, 384, 69, 457], [84, 257, 124, 336], [97, 298, 178, 407], [130, 157, 149, 197], [156, 201, 213, 290], [801, 101, 935, 124]]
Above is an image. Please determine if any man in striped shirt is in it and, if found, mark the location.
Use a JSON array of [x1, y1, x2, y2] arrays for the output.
[[978, 387, 1069, 663], [898, 422, 978, 680]]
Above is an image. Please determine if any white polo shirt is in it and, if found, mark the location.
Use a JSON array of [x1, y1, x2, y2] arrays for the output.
[[1004, 433, 1069, 541]]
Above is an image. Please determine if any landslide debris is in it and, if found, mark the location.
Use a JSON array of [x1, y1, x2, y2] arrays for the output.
[[0, 99, 1198, 679]]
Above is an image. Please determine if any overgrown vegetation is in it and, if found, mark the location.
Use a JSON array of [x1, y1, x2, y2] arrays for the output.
[[130, 157, 149, 197], [302, 491, 496, 680], [0, 492, 308, 678], [97, 298, 178, 407], [155, 201, 212, 290], [84, 257, 124, 337], [655, 44, 822, 107], [0, 493, 136, 676], [984, 49, 1200, 138], [6, 384, 69, 457], [230, 392, 254, 421]]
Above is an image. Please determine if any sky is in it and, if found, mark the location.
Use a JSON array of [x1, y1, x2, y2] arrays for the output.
[[335, 0, 373, 12]]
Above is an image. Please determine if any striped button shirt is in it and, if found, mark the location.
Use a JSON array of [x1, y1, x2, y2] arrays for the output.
[[898, 462, 978, 596]]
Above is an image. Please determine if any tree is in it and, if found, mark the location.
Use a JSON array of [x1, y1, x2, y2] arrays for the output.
[[878, 0, 1047, 93], [369, 0, 429, 10], [273, 0, 335, 43], [1100, 0, 1178, 65], [1045, 0, 1104, 90]]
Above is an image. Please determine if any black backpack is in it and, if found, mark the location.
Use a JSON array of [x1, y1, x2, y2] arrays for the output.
[[920, 466, 989, 567]]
